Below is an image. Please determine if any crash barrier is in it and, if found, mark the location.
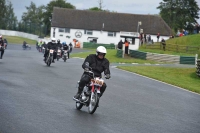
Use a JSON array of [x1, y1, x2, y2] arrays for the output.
[[0, 30, 38, 41], [145, 43, 200, 54], [129, 50, 196, 65], [83, 42, 115, 49], [116, 49, 123, 58], [196, 59, 200, 77]]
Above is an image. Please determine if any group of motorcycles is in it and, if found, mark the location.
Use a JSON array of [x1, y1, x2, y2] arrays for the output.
[[36, 44, 69, 66]]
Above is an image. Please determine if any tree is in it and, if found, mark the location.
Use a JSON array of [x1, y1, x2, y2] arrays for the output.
[[89, 7, 103, 11], [0, 0, 7, 29], [157, 0, 200, 33], [43, 0, 75, 35], [21, 2, 45, 24], [4, 1, 18, 30]]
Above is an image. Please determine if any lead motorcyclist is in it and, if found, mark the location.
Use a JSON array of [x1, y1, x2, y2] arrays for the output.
[[0, 35, 5, 59], [73, 46, 111, 100], [43, 38, 58, 63]]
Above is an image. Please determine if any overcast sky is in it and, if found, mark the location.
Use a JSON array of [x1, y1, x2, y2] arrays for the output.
[[10, 0, 200, 23]]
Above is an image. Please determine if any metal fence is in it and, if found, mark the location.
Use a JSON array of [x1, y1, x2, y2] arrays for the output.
[[145, 43, 200, 54]]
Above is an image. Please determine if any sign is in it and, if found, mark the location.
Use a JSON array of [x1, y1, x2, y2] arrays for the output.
[[75, 30, 82, 38], [120, 31, 139, 37]]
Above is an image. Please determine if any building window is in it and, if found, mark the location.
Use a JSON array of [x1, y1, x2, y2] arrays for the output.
[[59, 28, 70, 33], [108, 32, 116, 37], [59, 28, 65, 32], [65, 28, 70, 33], [84, 30, 93, 35]]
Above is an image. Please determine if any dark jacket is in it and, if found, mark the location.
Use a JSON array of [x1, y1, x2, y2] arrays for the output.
[[47, 42, 58, 50], [82, 54, 110, 77], [118, 40, 123, 49], [63, 45, 69, 50], [57, 42, 62, 48], [0, 39, 4, 46]]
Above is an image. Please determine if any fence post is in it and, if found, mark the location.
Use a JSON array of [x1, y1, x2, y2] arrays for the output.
[[195, 54, 198, 65], [176, 45, 178, 52]]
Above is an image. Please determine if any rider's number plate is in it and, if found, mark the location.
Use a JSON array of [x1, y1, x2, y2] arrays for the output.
[[50, 50, 54, 53]]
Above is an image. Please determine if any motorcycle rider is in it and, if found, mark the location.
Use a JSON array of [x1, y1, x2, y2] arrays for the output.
[[43, 38, 58, 63], [3, 38, 8, 49], [0, 35, 5, 59], [69, 42, 73, 53], [62, 42, 69, 58], [57, 39, 62, 49], [73, 46, 111, 100]]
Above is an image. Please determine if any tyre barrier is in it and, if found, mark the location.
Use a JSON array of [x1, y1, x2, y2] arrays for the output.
[[196, 59, 200, 77]]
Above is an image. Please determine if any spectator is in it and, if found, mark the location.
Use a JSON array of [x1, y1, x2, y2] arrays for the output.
[[161, 38, 166, 51], [117, 40, 123, 49], [157, 32, 160, 42], [124, 39, 129, 54]]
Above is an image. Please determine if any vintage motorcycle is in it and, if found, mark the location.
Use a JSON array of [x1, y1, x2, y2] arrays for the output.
[[57, 48, 62, 61], [22, 44, 31, 50], [73, 63, 105, 114], [42, 46, 45, 53], [45, 49, 54, 66], [62, 50, 68, 62]]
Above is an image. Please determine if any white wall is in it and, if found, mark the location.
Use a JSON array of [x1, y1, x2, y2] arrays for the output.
[[0, 30, 39, 41], [51, 27, 123, 45]]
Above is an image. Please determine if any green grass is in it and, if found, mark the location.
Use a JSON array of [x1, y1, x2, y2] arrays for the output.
[[139, 34, 200, 57], [71, 49, 161, 64], [117, 66, 200, 94], [139, 46, 196, 56], [166, 34, 200, 46], [3, 35, 37, 45]]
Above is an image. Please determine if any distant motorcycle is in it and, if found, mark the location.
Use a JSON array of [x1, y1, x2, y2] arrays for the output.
[[45, 49, 54, 66], [73, 63, 105, 114], [62, 50, 68, 62], [22, 44, 31, 50]]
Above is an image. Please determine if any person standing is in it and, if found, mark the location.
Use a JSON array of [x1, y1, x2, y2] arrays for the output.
[[124, 40, 129, 54], [157, 33, 160, 42], [117, 40, 123, 49], [161, 38, 166, 51]]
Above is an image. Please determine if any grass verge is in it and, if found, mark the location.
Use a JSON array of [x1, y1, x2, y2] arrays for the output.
[[71, 49, 164, 64], [117, 66, 200, 94], [3, 35, 37, 45]]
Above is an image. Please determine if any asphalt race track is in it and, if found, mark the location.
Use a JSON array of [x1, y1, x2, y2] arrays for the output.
[[0, 44, 200, 133]]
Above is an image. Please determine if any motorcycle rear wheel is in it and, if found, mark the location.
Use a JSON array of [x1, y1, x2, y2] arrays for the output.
[[76, 102, 83, 110], [88, 92, 99, 114]]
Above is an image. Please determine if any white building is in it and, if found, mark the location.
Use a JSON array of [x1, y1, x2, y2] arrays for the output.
[[51, 7, 172, 49]]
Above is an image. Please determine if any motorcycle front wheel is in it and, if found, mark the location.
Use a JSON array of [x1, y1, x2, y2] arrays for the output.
[[46, 57, 51, 66], [76, 102, 83, 110], [88, 91, 99, 114], [64, 56, 66, 62]]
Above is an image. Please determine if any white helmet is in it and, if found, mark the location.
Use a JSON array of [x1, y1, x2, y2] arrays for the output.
[[96, 46, 107, 55], [51, 37, 56, 43]]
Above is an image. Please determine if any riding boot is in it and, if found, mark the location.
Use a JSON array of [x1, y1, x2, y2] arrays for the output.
[[73, 87, 83, 99]]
